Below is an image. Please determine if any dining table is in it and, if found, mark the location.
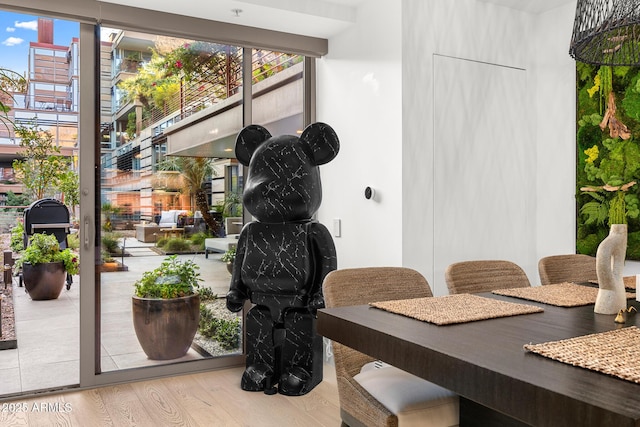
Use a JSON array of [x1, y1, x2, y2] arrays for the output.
[[317, 286, 640, 427]]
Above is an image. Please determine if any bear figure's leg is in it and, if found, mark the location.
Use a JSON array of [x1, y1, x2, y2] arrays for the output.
[[242, 305, 277, 392], [278, 309, 323, 396]]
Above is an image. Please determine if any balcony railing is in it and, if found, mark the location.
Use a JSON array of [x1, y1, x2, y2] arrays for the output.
[[138, 50, 302, 131]]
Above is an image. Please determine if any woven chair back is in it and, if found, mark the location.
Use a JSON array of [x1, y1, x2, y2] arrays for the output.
[[445, 260, 530, 294], [538, 254, 597, 286]]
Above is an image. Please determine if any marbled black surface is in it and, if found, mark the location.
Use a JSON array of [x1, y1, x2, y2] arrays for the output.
[[227, 123, 339, 395]]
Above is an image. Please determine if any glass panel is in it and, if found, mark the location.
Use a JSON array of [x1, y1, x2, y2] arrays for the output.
[[0, 9, 311, 396], [251, 48, 304, 137], [99, 29, 247, 371], [0, 11, 80, 396]]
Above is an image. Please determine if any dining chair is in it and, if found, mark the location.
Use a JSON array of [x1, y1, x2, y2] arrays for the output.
[[537, 254, 597, 285], [322, 267, 459, 427], [444, 260, 530, 294]]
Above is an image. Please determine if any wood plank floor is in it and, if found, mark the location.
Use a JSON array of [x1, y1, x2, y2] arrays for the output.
[[0, 365, 342, 426]]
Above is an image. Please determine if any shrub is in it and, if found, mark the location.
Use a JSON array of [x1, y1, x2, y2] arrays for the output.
[[189, 231, 209, 246], [10, 222, 24, 252], [67, 232, 80, 251], [102, 232, 121, 254], [221, 246, 236, 263], [163, 238, 191, 252], [101, 248, 114, 263], [198, 304, 241, 350], [156, 237, 169, 248], [198, 287, 217, 302]]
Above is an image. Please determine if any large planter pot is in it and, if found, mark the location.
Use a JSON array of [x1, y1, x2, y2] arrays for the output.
[[22, 261, 66, 300], [132, 294, 200, 360], [595, 224, 628, 315]]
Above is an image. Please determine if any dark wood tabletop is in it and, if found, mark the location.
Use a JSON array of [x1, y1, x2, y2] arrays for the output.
[[317, 293, 640, 427]]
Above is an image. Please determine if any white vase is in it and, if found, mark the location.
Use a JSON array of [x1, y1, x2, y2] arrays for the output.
[[595, 224, 627, 315]]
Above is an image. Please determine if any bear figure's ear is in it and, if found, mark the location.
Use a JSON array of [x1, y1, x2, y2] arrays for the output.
[[235, 125, 272, 166], [299, 122, 340, 165]]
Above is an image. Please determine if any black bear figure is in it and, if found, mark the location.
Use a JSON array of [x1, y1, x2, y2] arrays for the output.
[[226, 122, 339, 396]]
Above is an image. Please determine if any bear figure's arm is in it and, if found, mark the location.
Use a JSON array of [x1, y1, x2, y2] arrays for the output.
[[226, 227, 249, 312], [307, 222, 337, 310]]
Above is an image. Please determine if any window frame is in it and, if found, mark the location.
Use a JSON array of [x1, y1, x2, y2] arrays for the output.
[[0, 1, 320, 390]]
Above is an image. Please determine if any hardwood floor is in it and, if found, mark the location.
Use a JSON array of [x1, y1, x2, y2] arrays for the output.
[[0, 365, 342, 426]]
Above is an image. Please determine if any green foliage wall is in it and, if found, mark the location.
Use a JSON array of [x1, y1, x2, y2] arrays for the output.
[[576, 63, 640, 258]]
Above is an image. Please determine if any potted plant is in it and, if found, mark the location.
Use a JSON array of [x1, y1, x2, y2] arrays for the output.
[[16, 233, 79, 300], [132, 255, 201, 360], [221, 246, 236, 274]]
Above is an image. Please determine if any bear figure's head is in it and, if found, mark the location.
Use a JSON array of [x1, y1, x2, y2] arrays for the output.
[[235, 122, 339, 223]]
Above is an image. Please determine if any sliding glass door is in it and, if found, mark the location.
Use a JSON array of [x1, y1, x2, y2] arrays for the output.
[[0, 4, 315, 396], [96, 27, 247, 373]]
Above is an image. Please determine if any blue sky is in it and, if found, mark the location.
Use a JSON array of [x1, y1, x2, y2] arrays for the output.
[[0, 11, 79, 76]]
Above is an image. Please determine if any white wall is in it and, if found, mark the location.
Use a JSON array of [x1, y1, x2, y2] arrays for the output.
[[316, 0, 403, 268], [403, 0, 539, 295], [431, 54, 536, 293], [532, 2, 578, 260], [318, 0, 579, 294]]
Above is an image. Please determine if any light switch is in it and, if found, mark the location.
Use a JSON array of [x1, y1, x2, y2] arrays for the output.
[[333, 218, 341, 237]]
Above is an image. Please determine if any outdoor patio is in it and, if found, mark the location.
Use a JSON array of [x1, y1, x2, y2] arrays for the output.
[[0, 237, 234, 395]]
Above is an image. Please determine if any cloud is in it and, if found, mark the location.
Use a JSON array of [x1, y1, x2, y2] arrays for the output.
[[2, 37, 24, 47], [6, 27, 15, 33], [14, 20, 37, 31]]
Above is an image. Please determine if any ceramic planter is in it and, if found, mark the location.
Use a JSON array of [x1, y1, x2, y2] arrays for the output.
[[132, 294, 200, 360], [22, 261, 66, 300]]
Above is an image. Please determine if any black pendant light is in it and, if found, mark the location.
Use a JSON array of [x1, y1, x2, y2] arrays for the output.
[[570, 0, 640, 66]]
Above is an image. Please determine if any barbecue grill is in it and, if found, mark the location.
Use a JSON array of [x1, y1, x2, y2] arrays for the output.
[[19, 198, 73, 290]]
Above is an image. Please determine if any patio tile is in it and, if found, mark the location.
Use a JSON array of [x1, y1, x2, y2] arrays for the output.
[[18, 328, 79, 367], [20, 359, 78, 391], [101, 327, 143, 357], [100, 355, 117, 371], [0, 347, 19, 369], [16, 314, 78, 334], [0, 366, 22, 394], [2, 238, 235, 395], [13, 293, 79, 323]]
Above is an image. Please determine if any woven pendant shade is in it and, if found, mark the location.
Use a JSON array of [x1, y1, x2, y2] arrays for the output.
[[569, 0, 640, 65]]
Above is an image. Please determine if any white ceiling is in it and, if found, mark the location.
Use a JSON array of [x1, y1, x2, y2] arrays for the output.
[[98, 0, 365, 39], [98, 0, 575, 39]]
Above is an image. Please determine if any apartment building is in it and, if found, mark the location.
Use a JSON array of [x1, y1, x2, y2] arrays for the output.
[[0, 17, 78, 205]]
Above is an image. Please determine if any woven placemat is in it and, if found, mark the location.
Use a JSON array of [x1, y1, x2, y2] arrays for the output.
[[589, 276, 637, 290], [524, 326, 640, 384], [493, 282, 634, 307], [624, 276, 636, 290], [369, 294, 543, 326]]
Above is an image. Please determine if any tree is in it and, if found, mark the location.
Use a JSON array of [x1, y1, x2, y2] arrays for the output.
[[12, 123, 72, 201], [58, 169, 80, 218], [118, 53, 180, 111], [0, 67, 26, 131], [158, 156, 220, 234], [5, 191, 29, 208]]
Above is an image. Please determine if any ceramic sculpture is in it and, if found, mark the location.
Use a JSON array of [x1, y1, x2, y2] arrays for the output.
[[595, 224, 627, 314]]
